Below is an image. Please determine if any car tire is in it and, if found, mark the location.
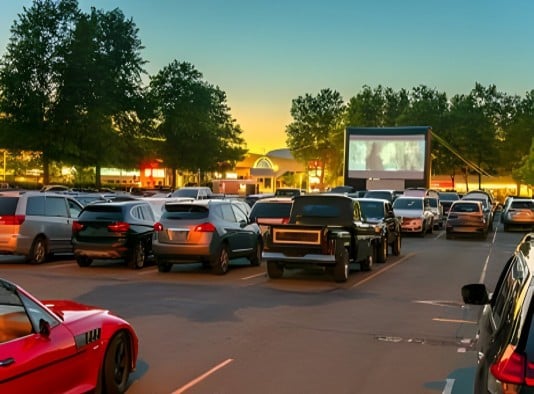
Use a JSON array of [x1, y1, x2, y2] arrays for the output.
[[377, 237, 387, 263], [102, 331, 131, 394], [392, 234, 401, 256], [156, 258, 172, 273], [28, 236, 47, 264], [127, 241, 145, 269], [503, 224, 509, 232], [76, 256, 93, 267], [267, 261, 284, 279], [211, 244, 230, 275], [446, 232, 453, 240], [333, 241, 349, 282], [249, 239, 263, 266], [427, 220, 434, 234], [360, 246, 374, 272]]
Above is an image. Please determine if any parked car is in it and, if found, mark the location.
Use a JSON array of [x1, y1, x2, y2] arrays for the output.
[[274, 188, 305, 197], [249, 197, 293, 235], [461, 232, 534, 393], [437, 191, 460, 216], [392, 196, 434, 236], [501, 198, 534, 232], [71, 193, 110, 206], [445, 200, 489, 239], [356, 197, 402, 262], [0, 277, 138, 393], [244, 193, 275, 207], [152, 199, 263, 274], [0, 191, 84, 263], [462, 195, 495, 231], [363, 189, 398, 202], [169, 186, 214, 199], [427, 196, 444, 229], [71, 200, 156, 269]]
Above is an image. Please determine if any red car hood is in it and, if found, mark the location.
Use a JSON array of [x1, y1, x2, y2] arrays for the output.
[[41, 299, 107, 322]]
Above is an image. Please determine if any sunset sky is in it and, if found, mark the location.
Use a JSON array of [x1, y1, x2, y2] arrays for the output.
[[2, 0, 534, 154]]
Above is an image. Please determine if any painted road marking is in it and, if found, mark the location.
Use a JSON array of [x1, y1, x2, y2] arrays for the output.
[[432, 317, 476, 324], [442, 378, 454, 394], [172, 358, 234, 394], [351, 252, 415, 288], [241, 272, 265, 280]]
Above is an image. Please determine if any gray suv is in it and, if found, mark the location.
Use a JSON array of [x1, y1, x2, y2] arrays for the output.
[[0, 191, 84, 263]]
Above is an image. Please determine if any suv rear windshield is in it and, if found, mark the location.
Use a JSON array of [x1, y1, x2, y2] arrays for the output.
[[79, 205, 123, 221], [250, 203, 291, 221], [451, 203, 479, 213], [162, 204, 209, 220], [0, 197, 19, 215]]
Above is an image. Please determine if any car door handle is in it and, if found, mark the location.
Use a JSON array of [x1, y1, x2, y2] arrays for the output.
[[0, 357, 15, 367]]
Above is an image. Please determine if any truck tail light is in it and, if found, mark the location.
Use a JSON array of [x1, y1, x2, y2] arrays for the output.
[[194, 222, 216, 232], [281, 217, 289, 224]]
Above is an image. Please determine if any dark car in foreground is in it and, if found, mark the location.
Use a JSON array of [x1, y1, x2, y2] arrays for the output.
[[355, 197, 401, 262], [249, 197, 293, 235], [462, 232, 534, 394], [152, 199, 263, 274], [0, 278, 138, 393], [71, 200, 156, 269]]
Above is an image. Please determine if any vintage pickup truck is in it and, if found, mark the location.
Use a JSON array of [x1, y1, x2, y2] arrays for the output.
[[262, 194, 382, 282]]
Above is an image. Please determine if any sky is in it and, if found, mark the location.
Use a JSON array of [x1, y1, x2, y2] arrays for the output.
[[1, 0, 534, 154]]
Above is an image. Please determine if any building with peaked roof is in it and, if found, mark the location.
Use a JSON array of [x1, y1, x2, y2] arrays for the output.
[[230, 149, 307, 194]]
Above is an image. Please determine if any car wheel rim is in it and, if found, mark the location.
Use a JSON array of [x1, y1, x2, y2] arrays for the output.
[[113, 340, 127, 383], [35, 241, 45, 262], [220, 248, 229, 271]]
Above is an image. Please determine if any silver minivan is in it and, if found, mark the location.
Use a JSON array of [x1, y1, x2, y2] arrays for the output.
[[0, 191, 83, 263]]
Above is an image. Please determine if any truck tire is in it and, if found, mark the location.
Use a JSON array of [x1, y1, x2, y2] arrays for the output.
[[267, 261, 284, 279], [391, 234, 401, 256], [377, 237, 387, 263], [360, 246, 374, 272], [333, 241, 349, 282]]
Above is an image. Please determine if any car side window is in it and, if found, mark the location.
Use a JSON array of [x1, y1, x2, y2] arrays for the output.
[[26, 196, 46, 215], [491, 256, 529, 328], [131, 206, 142, 220], [0, 286, 33, 343], [45, 196, 69, 217], [353, 202, 361, 221], [220, 203, 237, 222], [67, 199, 82, 218], [231, 204, 248, 223]]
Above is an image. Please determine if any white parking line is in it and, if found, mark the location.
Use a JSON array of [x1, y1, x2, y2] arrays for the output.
[[44, 262, 76, 269], [442, 378, 455, 394], [137, 267, 158, 275], [351, 252, 415, 288], [479, 230, 498, 283], [172, 358, 234, 394], [241, 272, 265, 280]]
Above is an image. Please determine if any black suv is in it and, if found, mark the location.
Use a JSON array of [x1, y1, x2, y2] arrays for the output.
[[355, 197, 401, 262], [462, 232, 534, 393], [71, 200, 156, 269]]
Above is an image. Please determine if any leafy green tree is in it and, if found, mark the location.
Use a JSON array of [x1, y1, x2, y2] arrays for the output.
[[147, 61, 246, 188], [0, 0, 80, 184], [286, 89, 346, 188], [54, 6, 147, 187]]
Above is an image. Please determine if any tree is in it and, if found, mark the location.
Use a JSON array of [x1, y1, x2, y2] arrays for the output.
[[0, 0, 80, 184], [54, 6, 147, 187], [286, 89, 346, 188], [147, 61, 246, 188]]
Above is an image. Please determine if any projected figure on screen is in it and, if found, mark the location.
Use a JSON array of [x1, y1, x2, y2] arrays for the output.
[[366, 142, 383, 170], [404, 141, 424, 171]]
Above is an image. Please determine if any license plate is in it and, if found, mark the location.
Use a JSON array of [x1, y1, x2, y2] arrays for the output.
[[167, 230, 188, 242]]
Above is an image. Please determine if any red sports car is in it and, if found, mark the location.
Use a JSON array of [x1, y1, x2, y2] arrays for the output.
[[0, 278, 138, 393]]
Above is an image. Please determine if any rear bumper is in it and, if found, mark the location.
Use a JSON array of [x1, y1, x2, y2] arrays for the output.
[[262, 251, 335, 264], [152, 242, 212, 262], [72, 241, 128, 260]]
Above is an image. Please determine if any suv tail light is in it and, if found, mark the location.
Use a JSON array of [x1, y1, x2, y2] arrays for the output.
[[154, 222, 164, 232], [108, 222, 130, 232], [72, 221, 85, 233], [0, 215, 25, 225], [194, 222, 216, 232], [490, 344, 525, 387]]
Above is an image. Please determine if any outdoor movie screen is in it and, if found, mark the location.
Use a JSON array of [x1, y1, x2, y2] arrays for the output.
[[346, 132, 427, 180]]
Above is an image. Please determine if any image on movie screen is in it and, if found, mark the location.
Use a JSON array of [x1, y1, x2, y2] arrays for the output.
[[347, 134, 426, 179]]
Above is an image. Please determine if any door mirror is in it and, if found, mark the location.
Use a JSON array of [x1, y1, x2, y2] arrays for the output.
[[39, 318, 51, 337]]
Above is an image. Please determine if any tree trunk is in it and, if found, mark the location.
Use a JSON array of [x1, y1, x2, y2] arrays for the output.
[[171, 167, 177, 189], [42, 152, 50, 186], [95, 164, 101, 189]]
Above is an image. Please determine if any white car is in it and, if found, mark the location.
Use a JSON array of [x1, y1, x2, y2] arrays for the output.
[[392, 196, 434, 237]]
